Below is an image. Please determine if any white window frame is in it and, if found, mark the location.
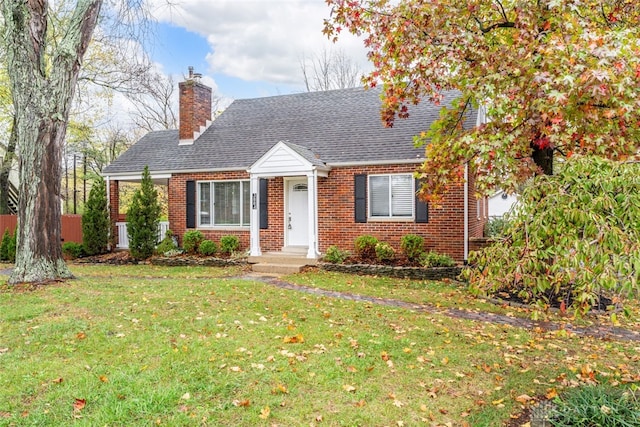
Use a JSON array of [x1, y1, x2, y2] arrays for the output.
[[197, 180, 251, 228], [368, 173, 414, 220]]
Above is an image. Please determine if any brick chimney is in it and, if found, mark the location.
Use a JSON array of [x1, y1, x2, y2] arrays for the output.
[[179, 67, 212, 143]]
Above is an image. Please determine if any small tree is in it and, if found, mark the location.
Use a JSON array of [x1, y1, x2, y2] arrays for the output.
[[126, 166, 161, 260], [82, 176, 109, 256]]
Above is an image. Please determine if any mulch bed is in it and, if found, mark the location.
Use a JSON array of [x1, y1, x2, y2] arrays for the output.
[[73, 251, 137, 265]]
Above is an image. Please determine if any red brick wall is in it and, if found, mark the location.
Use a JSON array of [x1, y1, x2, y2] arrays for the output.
[[467, 170, 488, 239], [168, 171, 251, 250], [260, 177, 284, 250], [178, 80, 212, 141], [317, 165, 468, 261], [162, 164, 486, 262]]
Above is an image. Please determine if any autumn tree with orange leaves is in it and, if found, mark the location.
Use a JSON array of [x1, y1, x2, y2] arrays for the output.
[[324, 0, 640, 200]]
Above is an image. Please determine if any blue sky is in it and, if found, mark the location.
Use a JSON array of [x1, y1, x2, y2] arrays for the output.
[[143, 0, 370, 101], [150, 23, 299, 100]]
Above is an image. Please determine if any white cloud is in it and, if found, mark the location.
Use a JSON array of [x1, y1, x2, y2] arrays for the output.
[[145, 0, 370, 89]]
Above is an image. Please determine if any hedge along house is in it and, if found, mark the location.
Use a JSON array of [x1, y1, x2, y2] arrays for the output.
[[103, 71, 488, 268]]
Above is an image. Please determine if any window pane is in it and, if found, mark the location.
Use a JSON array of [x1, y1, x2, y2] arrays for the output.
[[199, 182, 211, 225], [214, 182, 241, 225], [370, 176, 389, 217], [391, 175, 413, 216], [242, 181, 250, 226]]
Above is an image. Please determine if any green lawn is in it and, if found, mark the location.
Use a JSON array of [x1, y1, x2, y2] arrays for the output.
[[0, 264, 638, 426]]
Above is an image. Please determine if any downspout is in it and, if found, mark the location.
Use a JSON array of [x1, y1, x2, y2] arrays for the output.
[[463, 164, 469, 264], [464, 104, 487, 264]]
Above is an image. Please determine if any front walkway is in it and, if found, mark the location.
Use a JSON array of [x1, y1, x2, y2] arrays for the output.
[[242, 273, 640, 343]]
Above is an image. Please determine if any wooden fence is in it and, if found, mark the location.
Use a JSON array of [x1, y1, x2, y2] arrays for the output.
[[0, 215, 83, 243]]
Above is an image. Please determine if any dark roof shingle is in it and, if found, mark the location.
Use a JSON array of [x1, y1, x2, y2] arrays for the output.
[[103, 87, 476, 175]]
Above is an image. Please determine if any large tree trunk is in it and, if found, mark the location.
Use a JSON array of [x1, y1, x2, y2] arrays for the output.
[[2, 0, 103, 284], [10, 97, 72, 283]]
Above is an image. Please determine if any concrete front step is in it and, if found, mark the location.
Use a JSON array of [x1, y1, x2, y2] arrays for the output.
[[251, 263, 305, 275], [248, 255, 317, 266], [249, 251, 318, 274]]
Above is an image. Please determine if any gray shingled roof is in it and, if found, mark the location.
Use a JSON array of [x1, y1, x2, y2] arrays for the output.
[[103, 87, 477, 175]]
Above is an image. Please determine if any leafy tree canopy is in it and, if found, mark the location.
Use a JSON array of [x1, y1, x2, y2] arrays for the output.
[[324, 0, 640, 199]]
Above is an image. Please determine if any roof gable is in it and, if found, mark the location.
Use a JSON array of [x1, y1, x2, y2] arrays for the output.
[[249, 141, 330, 177]]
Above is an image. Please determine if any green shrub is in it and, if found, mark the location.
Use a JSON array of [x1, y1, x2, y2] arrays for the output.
[[0, 228, 12, 262], [549, 385, 640, 426], [127, 166, 161, 260], [219, 235, 240, 255], [400, 234, 424, 262], [420, 251, 455, 268], [468, 156, 640, 317], [484, 216, 510, 238], [82, 175, 109, 256], [375, 242, 395, 262], [198, 239, 218, 256], [323, 245, 350, 264], [7, 232, 16, 263], [62, 242, 84, 259], [182, 230, 204, 254], [354, 235, 378, 260], [155, 230, 177, 255]]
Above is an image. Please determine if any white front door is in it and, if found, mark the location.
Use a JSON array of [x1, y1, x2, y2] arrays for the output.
[[286, 178, 309, 247]]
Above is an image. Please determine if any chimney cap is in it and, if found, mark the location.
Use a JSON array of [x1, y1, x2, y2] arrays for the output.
[[187, 66, 202, 82]]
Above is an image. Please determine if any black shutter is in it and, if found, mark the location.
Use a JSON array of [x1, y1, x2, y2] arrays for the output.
[[186, 180, 196, 229], [415, 178, 429, 223], [354, 174, 367, 223], [259, 178, 268, 229]]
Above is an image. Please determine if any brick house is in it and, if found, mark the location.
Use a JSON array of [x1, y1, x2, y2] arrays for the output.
[[103, 73, 488, 263]]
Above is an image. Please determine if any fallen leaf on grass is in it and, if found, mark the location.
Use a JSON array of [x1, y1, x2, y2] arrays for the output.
[[99, 375, 108, 383], [76, 332, 87, 340], [515, 394, 533, 404], [181, 392, 191, 400], [283, 334, 305, 344], [271, 384, 288, 394], [73, 398, 86, 412], [0, 348, 9, 354], [232, 399, 251, 407], [342, 384, 356, 392], [52, 377, 63, 384], [354, 399, 366, 407], [259, 406, 270, 419]]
